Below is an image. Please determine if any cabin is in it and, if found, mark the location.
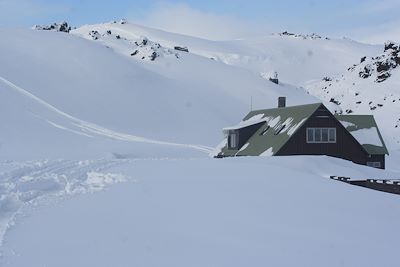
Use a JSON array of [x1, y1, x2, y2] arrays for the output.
[[214, 98, 389, 169]]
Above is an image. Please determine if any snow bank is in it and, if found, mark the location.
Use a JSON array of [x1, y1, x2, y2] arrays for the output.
[[0, 159, 128, 247], [2, 157, 400, 267]]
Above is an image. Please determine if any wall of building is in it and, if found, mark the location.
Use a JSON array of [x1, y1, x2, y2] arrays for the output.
[[276, 106, 384, 167], [367, 154, 385, 169]]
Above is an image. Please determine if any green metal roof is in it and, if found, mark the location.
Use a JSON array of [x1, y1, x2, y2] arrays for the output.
[[335, 115, 389, 155], [219, 103, 322, 157]]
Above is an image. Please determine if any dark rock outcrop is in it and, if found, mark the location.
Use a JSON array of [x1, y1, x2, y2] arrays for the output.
[[33, 22, 71, 33]]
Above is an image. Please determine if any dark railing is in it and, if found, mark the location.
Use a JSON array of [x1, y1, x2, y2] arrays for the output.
[[330, 176, 400, 195]]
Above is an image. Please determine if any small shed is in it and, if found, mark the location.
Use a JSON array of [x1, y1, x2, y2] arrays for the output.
[[215, 99, 388, 169]]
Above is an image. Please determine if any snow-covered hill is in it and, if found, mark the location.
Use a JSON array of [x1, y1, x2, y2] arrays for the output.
[[70, 21, 400, 150], [72, 21, 380, 85], [1, 21, 400, 267], [0, 27, 316, 160], [305, 42, 400, 148]]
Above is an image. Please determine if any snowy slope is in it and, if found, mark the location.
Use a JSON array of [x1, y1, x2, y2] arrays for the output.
[[305, 42, 400, 148], [1, 22, 400, 267], [0, 28, 316, 160], [0, 26, 314, 251], [73, 22, 380, 85], [72, 22, 400, 150]]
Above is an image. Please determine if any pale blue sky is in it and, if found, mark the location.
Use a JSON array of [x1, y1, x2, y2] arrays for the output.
[[1, 0, 399, 43]]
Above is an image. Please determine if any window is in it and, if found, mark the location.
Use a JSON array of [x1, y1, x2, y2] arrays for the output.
[[228, 131, 239, 149], [307, 128, 314, 142], [328, 128, 336, 142], [367, 162, 381, 168], [321, 128, 328, 142], [315, 128, 321, 142], [306, 128, 336, 143]]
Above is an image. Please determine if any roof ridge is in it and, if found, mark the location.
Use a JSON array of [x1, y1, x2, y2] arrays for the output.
[[250, 102, 322, 113]]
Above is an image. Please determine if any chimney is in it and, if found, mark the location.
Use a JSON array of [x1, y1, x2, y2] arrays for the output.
[[278, 97, 286, 108]]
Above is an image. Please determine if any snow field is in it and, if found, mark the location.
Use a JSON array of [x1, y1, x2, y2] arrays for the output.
[[1, 156, 400, 267]]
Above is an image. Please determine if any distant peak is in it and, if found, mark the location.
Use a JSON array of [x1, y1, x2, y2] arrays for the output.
[[272, 31, 330, 40], [108, 18, 128, 25], [33, 22, 72, 33]]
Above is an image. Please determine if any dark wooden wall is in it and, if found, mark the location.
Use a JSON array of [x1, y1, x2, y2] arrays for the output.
[[237, 122, 265, 148], [368, 154, 385, 169], [276, 106, 384, 168]]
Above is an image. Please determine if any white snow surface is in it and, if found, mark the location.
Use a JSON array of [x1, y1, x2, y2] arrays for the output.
[[260, 147, 274, 156], [0, 27, 318, 160], [222, 114, 267, 131], [339, 120, 356, 128], [223, 119, 265, 131], [2, 157, 400, 267], [267, 116, 282, 128], [0, 159, 128, 248], [0, 23, 399, 267], [287, 118, 308, 136], [350, 127, 383, 147]]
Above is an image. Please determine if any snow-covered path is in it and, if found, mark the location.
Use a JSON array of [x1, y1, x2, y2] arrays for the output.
[[0, 76, 213, 154], [0, 158, 131, 248], [0, 75, 215, 251]]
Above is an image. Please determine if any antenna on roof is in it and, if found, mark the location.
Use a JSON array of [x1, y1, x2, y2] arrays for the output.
[[250, 96, 253, 111]]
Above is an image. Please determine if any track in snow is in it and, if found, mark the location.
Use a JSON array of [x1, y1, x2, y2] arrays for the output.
[[0, 158, 132, 249], [0, 76, 213, 154]]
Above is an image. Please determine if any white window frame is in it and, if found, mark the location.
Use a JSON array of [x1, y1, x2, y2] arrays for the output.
[[306, 128, 336, 143], [228, 131, 239, 149]]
